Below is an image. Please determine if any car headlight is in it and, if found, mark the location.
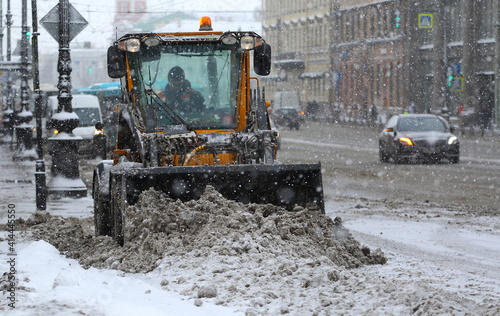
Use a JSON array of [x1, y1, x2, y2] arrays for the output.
[[448, 136, 458, 145], [398, 137, 414, 146], [94, 129, 104, 135]]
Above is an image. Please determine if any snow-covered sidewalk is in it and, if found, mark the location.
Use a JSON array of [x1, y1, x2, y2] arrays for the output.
[[0, 148, 240, 315]]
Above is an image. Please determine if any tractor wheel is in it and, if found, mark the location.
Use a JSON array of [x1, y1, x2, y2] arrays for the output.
[[93, 173, 112, 236]]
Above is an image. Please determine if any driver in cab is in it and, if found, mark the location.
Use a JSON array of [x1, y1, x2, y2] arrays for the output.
[[162, 66, 205, 115]]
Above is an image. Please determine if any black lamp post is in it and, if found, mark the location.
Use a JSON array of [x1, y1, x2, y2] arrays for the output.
[[46, 0, 87, 198], [32, 0, 47, 210], [12, 0, 36, 161], [1, 0, 14, 144]]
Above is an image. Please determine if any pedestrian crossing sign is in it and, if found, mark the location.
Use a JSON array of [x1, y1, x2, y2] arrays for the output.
[[452, 77, 464, 92], [418, 13, 434, 29]]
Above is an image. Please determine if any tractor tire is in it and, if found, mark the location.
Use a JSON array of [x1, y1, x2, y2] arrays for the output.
[[93, 172, 112, 236], [110, 174, 125, 246], [92, 162, 113, 236]]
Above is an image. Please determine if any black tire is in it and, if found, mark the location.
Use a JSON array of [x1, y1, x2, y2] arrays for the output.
[[94, 193, 112, 236], [450, 156, 460, 164], [110, 176, 125, 246], [393, 152, 403, 164], [379, 146, 389, 162], [378, 143, 389, 162], [93, 168, 112, 236]]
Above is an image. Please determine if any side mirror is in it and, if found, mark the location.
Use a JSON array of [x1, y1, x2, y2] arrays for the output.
[[107, 46, 126, 78], [254, 43, 271, 76], [450, 125, 456, 133]]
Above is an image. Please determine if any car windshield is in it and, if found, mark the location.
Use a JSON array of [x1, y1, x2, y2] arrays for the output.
[[73, 108, 101, 127], [278, 109, 298, 116], [129, 42, 240, 131], [397, 117, 447, 132]]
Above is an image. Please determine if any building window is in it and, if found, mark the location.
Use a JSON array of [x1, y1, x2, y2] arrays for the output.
[[447, 1, 463, 42], [369, 8, 375, 38], [478, 0, 495, 39], [339, 14, 345, 42], [359, 11, 365, 40], [135, 1, 146, 13], [117, 1, 130, 14], [351, 13, 356, 41], [378, 8, 385, 37]]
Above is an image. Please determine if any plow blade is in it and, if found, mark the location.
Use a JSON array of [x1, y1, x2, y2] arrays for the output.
[[112, 163, 324, 213]]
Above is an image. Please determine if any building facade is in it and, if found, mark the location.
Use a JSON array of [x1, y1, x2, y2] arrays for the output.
[[262, 0, 500, 124]]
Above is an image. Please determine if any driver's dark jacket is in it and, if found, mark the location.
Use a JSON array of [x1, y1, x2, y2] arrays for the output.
[[162, 84, 205, 114]]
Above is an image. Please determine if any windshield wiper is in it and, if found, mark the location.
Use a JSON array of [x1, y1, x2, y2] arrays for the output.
[[145, 89, 192, 130]]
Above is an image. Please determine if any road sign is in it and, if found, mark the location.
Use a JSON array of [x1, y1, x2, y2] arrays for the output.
[[450, 63, 461, 75], [452, 77, 464, 92], [40, 3, 88, 43], [418, 13, 434, 29]]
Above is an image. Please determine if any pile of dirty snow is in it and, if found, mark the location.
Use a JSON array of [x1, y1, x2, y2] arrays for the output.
[[22, 186, 385, 272], [20, 186, 390, 314]]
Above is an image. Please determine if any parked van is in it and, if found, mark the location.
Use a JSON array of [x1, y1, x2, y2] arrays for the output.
[[272, 91, 305, 122], [273, 91, 301, 109], [46, 94, 104, 158]]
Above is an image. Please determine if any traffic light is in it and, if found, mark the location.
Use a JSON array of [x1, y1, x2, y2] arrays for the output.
[[447, 75, 453, 87], [88, 67, 93, 73], [446, 67, 453, 87], [394, 10, 401, 28], [25, 31, 31, 40]]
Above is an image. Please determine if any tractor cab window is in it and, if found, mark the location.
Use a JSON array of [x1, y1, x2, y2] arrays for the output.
[[131, 43, 240, 131]]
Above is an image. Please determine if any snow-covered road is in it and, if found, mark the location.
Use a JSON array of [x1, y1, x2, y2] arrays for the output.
[[1, 143, 499, 315]]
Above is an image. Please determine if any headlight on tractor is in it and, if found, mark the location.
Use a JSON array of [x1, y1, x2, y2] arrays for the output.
[[240, 36, 255, 50], [118, 38, 141, 52], [448, 136, 458, 145], [398, 137, 414, 146]]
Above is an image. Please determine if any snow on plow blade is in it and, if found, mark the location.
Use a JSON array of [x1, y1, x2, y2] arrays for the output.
[[112, 163, 324, 213]]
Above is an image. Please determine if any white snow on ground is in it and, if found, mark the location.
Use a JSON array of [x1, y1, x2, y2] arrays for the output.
[[1, 149, 500, 315], [1, 240, 240, 316]]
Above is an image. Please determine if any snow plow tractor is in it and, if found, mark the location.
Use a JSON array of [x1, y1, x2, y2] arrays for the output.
[[92, 17, 324, 245]]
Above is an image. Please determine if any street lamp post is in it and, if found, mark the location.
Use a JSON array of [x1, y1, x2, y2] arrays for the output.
[[2, 0, 14, 144], [13, 0, 36, 161], [328, 1, 340, 119], [495, 2, 500, 127], [0, 0, 3, 61], [46, 0, 87, 198], [32, 0, 47, 210], [431, 1, 446, 113]]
